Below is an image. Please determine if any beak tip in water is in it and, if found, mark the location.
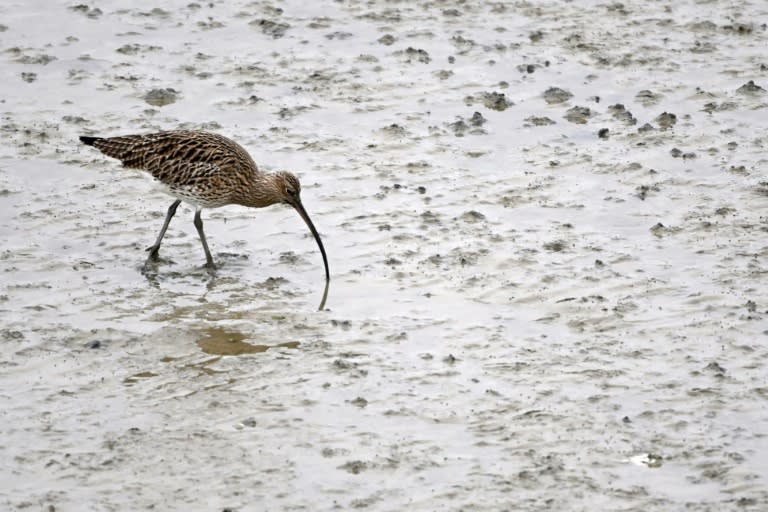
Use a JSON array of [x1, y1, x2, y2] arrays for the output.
[[318, 278, 330, 310], [293, 200, 330, 309]]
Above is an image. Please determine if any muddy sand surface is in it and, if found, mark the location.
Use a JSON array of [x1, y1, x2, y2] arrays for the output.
[[1, 0, 767, 510]]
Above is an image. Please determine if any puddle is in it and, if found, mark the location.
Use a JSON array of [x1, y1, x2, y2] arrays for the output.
[[196, 327, 300, 356]]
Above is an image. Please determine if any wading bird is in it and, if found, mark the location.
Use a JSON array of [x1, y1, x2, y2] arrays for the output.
[[80, 130, 329, 307]]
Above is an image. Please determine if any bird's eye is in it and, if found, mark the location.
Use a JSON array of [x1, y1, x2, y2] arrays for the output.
[[285, 187, 295, 196]]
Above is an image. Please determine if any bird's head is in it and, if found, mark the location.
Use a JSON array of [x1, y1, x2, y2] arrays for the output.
[[271, 170, 330, 287], [274, 171, 302, 207]]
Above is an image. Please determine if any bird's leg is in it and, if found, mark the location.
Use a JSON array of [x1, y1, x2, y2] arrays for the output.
[[193, 209, 215, 268], [145, 199, 181, 264]]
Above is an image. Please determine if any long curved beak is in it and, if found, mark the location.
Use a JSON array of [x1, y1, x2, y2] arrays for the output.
[[291, 198, 330, 307]]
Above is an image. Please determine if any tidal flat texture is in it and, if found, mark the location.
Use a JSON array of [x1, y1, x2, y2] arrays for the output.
[[1, 1, 767, 510]]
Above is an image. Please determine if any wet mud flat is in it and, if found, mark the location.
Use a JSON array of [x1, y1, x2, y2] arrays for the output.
[[1, 0, 768, 510]]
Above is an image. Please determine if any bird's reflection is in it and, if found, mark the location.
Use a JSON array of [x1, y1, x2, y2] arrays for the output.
[[196, 327, 300, 356]]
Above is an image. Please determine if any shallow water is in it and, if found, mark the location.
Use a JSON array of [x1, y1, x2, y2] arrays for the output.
[[1, 0, 768, 510]]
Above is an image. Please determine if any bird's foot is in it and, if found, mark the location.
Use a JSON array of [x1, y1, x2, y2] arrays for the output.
[[145, 245, 160, 260]]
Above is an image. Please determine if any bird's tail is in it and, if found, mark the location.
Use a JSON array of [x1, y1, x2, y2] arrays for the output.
[[79, 135, 103, 147], [78, 134, 147, 167]]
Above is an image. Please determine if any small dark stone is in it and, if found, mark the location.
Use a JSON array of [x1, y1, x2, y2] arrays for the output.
[[482, 91, 512, 111], [542, 87, 573, 104], [2, 330, 24, 341], [636, 184, 659, 200], [638, 123, 655, 133], [144, 88, 178, 107], [705, 361, 726, 374], [459, 210, 486, 223], [635, 89, 663, 106], [330, 319, 352, 330], [736, 80, 765, 95], [339, 460, 367, 474], [469, 111, 486, 126], [608, 103, 637, 124], [564, 106, 591, 124], [404, 47, 431, 64], [449, 119, 469, 136], [525, 116, 555, 126], [543, 240, 566, 252], [324, 31, 353, 40], [655, 111, 677, 130], [728, 165, 747, 175], [598, 128, 609, 138], [377, 34, 395, 46], [250, 19, 290, 39]]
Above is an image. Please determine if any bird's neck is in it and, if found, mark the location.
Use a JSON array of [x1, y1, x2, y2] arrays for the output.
[[233, 172, 283, 208]]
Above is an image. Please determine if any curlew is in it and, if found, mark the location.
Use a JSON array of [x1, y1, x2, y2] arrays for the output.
[[80, 130, 329, 307]]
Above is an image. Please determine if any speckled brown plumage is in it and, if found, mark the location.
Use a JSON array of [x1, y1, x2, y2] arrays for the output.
[[80, 130, 329, 293], [81, 130, 289, 208]]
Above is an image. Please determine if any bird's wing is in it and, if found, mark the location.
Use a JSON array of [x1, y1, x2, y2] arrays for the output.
[[89, 131, 258, 185]]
